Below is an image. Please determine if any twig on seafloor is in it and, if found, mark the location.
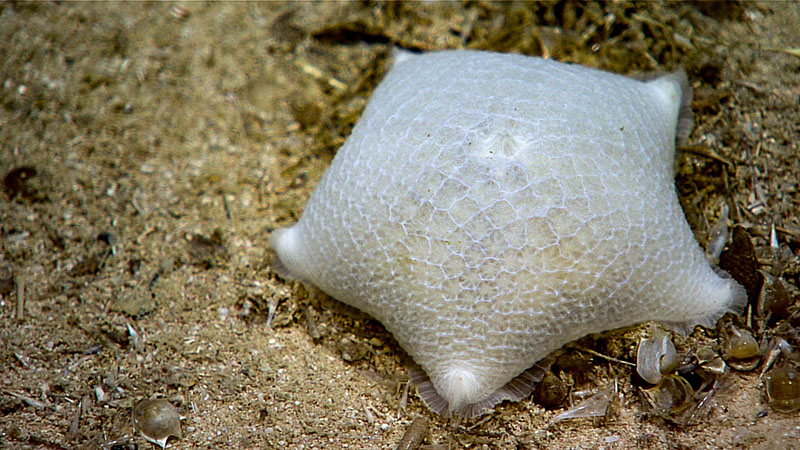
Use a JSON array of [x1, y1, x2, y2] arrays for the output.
[[678, 145, 733, 167], [265, 297, 277, 329], [68, 395, 88, 439], [15, 275, 25, 321], [304, 305, 321, 341], [3, 390, 64, 413], [574, 346, 636, 367]]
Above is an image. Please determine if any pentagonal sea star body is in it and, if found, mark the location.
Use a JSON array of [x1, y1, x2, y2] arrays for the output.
[[271, 50, 745, 417]]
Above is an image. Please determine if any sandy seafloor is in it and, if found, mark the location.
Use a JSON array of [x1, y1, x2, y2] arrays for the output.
[[1, 2, 799, 449]]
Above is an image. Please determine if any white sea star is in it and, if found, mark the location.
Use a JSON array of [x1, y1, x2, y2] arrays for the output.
[[271, 50, 746, 417]]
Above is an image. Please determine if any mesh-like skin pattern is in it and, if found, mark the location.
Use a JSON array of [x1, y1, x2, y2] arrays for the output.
[[272, 51, 745, 416]]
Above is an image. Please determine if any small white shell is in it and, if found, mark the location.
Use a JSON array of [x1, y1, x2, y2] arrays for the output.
[[133, 399, 182, 449], [637, 328, 680, 385]]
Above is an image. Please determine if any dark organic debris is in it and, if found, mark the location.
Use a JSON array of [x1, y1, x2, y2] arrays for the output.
[[113, 285, 156, 317], [69, 254, 105, 277], [757, 273, 793, 326], [290, 99, 323, 130], [186, 229, 228, 268], [394, 416, 428, 450], [3, 166, 39, 200], [534, 371, 569, 409], [311, 20, 392, 46], [719, 226, 763, 305], [338, 337, 369, 363], [0, 265, 15, 296]]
